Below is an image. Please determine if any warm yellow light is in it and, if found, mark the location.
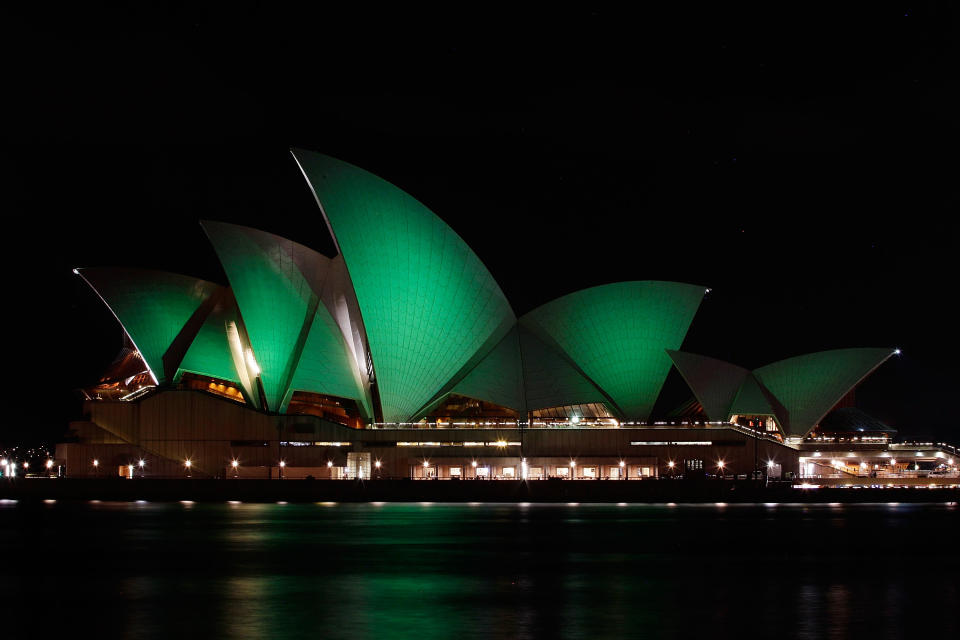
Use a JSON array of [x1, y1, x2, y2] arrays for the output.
[[184, 460, 192, 468], [471, 460, 477, 467], [231, 460, 239, 468], [668, 461, 675, 468], [619, 461, 625, 467], [375, 460, 381, 468], [46, 459, 53, 469], [890, 459, 897, 465], [279, 461, 286, 468], [423, 461, 430, 468], [93, 459, 99, 467], [717, 461, 725, 469], [138, 459, 145, 468], [569, 461, 576, 468], [327, 461, 333, 468], [496, 440, 507, 447]]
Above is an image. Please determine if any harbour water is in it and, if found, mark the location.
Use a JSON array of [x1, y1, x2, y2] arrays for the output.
[[1, 501, 956, 639]]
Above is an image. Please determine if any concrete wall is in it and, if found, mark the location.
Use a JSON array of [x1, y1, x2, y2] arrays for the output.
[[60, 389, 799, 478]]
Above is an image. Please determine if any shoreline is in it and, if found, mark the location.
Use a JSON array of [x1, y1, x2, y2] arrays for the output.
[[2, 478, 957, 504]]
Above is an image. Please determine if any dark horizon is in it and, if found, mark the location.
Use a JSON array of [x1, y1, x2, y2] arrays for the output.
[[5, 5, 956, 445]]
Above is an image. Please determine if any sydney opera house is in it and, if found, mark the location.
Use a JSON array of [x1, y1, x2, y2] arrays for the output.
[[55, 150, 956, 482]]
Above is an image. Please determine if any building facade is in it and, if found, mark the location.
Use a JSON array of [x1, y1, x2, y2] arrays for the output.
[[56, 150, 948, 483]]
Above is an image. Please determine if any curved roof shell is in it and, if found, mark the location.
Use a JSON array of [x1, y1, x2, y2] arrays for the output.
[[291, 150, 516, 422], [78, 268, 222, 385], [666, 350, 750, 421], [668, 347, 897, 437], [520, 281, 706, 420], [202, 221, 369, 415], [753, 347, 896, 437]]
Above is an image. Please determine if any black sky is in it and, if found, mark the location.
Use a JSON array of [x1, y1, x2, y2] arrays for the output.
[[3, 4, 957, 445]]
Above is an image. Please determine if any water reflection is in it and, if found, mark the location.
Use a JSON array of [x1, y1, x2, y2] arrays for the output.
[[0, 503, 957, 639]]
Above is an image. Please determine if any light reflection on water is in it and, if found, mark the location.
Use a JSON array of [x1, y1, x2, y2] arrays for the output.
[[1, 502, 957, 639]]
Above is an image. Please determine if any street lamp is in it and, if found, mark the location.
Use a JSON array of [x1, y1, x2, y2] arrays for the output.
[[717, 460, 725, 479], [231, 459, 239, 477], [138, 459, 145, 477], [184, 459, 192, 477], [619, 460, 626, 480]]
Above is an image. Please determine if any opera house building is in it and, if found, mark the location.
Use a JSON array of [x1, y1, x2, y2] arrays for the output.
[[56, 150, 956, 484]]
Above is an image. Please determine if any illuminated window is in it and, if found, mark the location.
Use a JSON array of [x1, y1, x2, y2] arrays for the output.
[[449, 467, 462, 477], [502, 466, 515, 478], [556, 467, 569, 477], [476, 466, 490, 477]]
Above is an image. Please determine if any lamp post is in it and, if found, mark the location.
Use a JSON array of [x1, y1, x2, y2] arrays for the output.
[[138, 459, 145, 478], [279, 460, 285, 480], [231, 459, 239, 478], [184, 459, 192, 478]]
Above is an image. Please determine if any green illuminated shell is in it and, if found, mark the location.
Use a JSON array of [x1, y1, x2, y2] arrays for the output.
[[176, 290, 244, 385], [521, 281, 705, 420], [666, 350, 751, 421], [203, 221, 367, 413], [292, 150, 516, 422], [753, 348, 896, 437], [79, 268, 220, 384]]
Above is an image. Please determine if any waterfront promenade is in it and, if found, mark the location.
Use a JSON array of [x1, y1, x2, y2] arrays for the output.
[[2, 477, 956, 503]]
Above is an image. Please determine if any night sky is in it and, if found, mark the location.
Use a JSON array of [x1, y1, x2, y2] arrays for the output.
[[4, 5, 956, 445]]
